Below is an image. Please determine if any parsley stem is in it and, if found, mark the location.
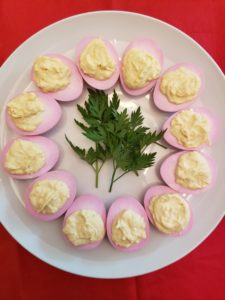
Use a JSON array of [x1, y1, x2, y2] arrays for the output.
[[113, 171, 130, 183], [141, 142, 167, 155], [109, 164, 130, 192], [94, 160, 105, 188], [94, 142, 100, 188], [98, 161, 105, 172], [154, 141, 167, 149], [109, 164, 118, 192], [95, 160, 99, 188]]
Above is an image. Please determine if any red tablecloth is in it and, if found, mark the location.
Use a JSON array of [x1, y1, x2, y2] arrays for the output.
[[1, 1, 225, 299]]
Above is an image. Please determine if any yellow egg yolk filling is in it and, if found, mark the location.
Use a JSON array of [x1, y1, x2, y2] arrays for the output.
[[4, 139, 45, 175], [122, 48, 161, 89], [79, 38, 116, 80], [175, 152, 211, 189], [112, 209, 146, 248], [63, 209, 105, 246], [160, 67, 201, 104], [7, 92, 44, 131], [149, 193, 190, 234], [30, 180, 69, 214], [33, 56, 71, 92], [170, 109, 210, 148]]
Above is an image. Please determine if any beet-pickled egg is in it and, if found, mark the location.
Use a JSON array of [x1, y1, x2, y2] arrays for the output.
[[25, 170, 76, 221], [5, 91, 62, 136], [163, 107, 219, 150], [63, 194, 106, 249], [107, 196, 150, 252], [154, 63, 204, 112], [1, 136, 59, 179], [32, 54, 83, 102], [120, 38, 163, 96], [160, 151, 217, 194], [144, 185, 193, 236], [75, 37, 120, 90]]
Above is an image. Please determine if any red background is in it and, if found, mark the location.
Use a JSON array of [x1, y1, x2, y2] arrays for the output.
[[1, 1, 225, 299]]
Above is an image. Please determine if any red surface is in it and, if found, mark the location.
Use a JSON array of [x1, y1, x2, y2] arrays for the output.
[[1, 0, 225, 299]]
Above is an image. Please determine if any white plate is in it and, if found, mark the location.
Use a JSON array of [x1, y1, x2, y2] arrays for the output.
[[0, 11, 225, 279]]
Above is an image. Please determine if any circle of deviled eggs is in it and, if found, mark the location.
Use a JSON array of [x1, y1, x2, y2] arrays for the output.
[[1, 35, 220, 254], [144, 185, 193, 235], [32, 53, 83, 101], [1, 136, 59, 179], [107, 196, 150, 252], [160, 151, 217, 194], [5, 91, 62, 136], [24, 170, 77, 221], [63, 195, 106, 249]]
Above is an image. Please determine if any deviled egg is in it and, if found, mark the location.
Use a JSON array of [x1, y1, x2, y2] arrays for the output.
[[107, 196, 150, 252], [32, 54, 83, 101], [1, 136, 59, 179], [5, 91, 62, 135], [154, 63, 204, 112], [160, 151, 217, 194], [162, 108, 219, 150], [144, 185, 193, 235], [63, 194, 106, 249], [75, 37, 120, 90], [25, 170, 76, 221], [120, 38, 163, 96]]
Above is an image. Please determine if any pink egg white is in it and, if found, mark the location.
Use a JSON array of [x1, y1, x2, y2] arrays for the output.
[[24, 170, 77, 221], [5, 91, 62, 136], [120, 38, 163, 96], [75, 37, 120, 90], [162, 107, 220, 150], [63, 194, 106, 250], [143, 184, 193, 236], [153, 63, 204, 112], [32, 54, 83, 102], [106, 196, 150, 252], [1, 136, 59, 179], [160, 151, 217, 194]]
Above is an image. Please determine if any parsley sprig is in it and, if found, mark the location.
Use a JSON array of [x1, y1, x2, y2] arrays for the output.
[[65, 89, 166, 192]]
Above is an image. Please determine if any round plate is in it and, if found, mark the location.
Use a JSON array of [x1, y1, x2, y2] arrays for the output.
[[0, 11, 225, 279]]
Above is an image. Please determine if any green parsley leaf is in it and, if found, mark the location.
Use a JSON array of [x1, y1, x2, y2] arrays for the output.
[[65, 89, 166, 192]]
